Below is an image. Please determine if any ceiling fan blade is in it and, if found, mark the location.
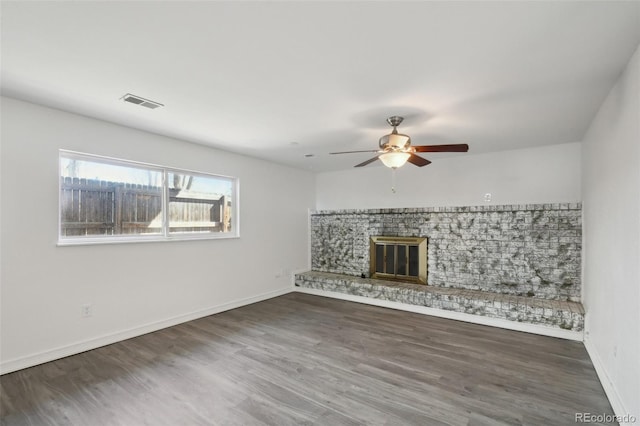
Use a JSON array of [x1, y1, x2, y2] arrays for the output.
[[354, 156, 380, 167], [413, 144, 469, 153], [330, 150, 380, 155], [407, 154, 432, 167]]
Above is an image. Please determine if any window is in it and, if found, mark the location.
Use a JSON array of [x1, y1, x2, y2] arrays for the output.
[[59, 151, 238, 244]]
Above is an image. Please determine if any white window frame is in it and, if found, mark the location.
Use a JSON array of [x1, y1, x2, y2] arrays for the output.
[[58, 150, 240, 246]]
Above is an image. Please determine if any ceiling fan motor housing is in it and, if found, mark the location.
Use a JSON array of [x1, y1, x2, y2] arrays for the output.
[[379, 116, 411, 150], [379, 132, 411, 150]]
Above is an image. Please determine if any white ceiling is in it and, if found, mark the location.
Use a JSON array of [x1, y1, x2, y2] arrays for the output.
[[2, 1, 639, 172]]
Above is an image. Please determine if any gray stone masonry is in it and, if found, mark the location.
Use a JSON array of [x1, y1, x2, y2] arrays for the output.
[[310, 203, 582, 302], [295, 271, 584, 331]]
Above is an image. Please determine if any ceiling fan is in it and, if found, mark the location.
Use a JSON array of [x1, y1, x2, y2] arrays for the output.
[[331, 116, 469, 168]]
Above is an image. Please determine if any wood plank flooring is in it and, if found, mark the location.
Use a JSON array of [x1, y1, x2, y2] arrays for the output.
[[1, 293, 614, 426]]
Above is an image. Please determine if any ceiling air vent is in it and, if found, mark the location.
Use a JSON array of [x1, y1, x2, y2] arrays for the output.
[[121, 93, 164, 109]]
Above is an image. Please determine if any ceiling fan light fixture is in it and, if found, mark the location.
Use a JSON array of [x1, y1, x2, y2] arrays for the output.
[[379, 151, 410, 169]]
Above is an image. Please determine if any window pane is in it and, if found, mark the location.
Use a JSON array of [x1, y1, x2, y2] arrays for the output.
[[60, 156, 162, 237], [167, 172, 233, 234]]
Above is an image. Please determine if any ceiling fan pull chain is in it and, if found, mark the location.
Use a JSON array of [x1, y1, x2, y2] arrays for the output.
[[391, 168, 397, 193]]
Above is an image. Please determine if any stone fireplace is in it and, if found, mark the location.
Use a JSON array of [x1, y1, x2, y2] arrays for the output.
[[370, 236, 427, 284], [296, 203, 585, 332], [306, 203, 582, 301]]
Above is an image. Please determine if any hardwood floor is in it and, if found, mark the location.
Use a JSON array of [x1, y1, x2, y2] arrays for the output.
[[1, 293, 614, 425]]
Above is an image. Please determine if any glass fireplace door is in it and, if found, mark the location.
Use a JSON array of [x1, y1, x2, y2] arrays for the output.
[[370, 236, 427, 284]]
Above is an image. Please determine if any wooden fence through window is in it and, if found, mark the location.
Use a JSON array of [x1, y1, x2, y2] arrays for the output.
[[60, 177, 230, 236]]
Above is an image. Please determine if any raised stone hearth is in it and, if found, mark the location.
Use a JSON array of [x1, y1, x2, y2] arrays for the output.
[[304, 203, 584, 332], [295, 271, 584, 331]]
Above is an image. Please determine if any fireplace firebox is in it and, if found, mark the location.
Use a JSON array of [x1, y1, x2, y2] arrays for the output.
[[370, 236, 427, 284]]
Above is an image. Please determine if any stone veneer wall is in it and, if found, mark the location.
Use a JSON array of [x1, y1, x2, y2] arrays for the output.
[[310, 203, 582, 302]]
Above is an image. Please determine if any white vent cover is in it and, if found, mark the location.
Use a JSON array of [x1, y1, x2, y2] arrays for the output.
[[121, 93, 164, 109]]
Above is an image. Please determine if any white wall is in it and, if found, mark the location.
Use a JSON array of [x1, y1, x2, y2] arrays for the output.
[[316, 142, 581, 210], [0, 97, 315, 373], [582, 44, 640, 421]]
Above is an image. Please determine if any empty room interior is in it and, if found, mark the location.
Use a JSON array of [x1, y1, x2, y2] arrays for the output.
[[1, 1, 639, 425]]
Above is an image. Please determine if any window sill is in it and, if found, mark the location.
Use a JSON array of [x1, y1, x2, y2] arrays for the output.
[[57, 233, 240, 246]]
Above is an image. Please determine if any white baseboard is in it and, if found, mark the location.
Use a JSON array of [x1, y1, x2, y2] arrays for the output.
[[294, 287, 584, 341], [0, 287, 293, 375], [584, 338, 636, 425]]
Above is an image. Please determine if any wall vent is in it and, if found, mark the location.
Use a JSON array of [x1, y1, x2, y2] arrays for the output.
[[121, 93, 164, 109]]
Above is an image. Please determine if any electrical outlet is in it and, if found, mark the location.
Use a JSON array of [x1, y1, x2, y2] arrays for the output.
[[484, 193, 492, 202], [81, 304, 93, 318]]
